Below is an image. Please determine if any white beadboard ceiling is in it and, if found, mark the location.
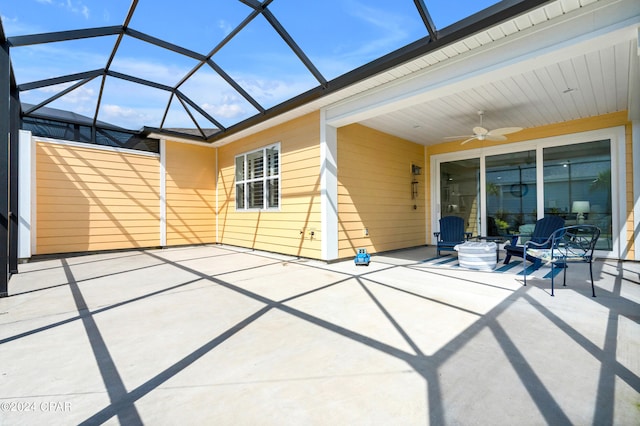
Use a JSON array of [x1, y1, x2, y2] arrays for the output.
[[217, 0, 639, 147], [359, 39, 634, 145], [351, 0, 639, 146]]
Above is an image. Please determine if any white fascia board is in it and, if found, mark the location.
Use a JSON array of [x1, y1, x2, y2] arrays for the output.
[[33, 136, 160, 157], [325, 0, 640, 127], [147, 133, 215, 147]]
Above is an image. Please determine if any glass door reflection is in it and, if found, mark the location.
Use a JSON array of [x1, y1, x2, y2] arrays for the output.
[[440, 158, 480, 237], [485, 150, 537, 239], [543, 140, 612, 250]]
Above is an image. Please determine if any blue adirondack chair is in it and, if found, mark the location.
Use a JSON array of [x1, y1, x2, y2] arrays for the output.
[[434, 216, 472, 256], [503, 216, 565, 267]]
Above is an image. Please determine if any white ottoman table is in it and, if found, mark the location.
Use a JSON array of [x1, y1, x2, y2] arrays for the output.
[[454, 241, 498, 271]]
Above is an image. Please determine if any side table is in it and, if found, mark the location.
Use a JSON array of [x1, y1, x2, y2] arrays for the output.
[[454, 241, 498, 271], [476, 236, 507, 263]]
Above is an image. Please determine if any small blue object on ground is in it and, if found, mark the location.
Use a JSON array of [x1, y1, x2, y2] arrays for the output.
[[354, 248, 370, 266]]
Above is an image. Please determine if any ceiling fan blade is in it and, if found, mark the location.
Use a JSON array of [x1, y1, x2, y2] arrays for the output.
[[460, 137, 478, 145], [472, 126, 488, 136], [487, 126, 523, 136], [485, 134, 508, 141], [444, 134, 474, 140]]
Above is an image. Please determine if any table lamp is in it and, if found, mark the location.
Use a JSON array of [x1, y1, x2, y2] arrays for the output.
[[572, 201, 590, 224]]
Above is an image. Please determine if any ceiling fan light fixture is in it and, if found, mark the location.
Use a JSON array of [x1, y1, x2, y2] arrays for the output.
[[445, 111, 524, 145]]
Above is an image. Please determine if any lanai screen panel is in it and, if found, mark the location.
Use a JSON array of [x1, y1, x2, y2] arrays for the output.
[[3, 0, 537, 142]]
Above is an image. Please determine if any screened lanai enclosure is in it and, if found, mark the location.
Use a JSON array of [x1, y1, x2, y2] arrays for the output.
[[0, 0, 558, 295], [2, 0, 639, 295]]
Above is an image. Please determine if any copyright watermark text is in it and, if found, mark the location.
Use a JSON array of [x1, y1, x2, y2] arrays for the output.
[[0, 401, 71, 413]]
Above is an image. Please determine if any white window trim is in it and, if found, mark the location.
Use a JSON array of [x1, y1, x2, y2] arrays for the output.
[[430, 126, 627, 260], [235, 143, 281, 211]]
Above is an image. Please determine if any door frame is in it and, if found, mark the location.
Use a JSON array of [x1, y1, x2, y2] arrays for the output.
[[430, 126, 627, 260]]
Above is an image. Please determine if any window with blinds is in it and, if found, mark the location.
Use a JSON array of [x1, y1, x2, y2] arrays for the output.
[[235, 144, 280, 210]]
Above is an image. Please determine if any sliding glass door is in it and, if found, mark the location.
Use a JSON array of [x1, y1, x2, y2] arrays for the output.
[[436, 137, 616, 253], [440, 159, 480, 237], [485, 150, 537, 238], [543, 140, 612, 250]]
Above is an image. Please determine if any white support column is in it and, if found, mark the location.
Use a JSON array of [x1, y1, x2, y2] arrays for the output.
[[424, 146, 429, 244], [18, 130, 32, 259], [536, 147, 545, 220], [633, 120, 640, 261], [320, 109, 339, 261], [160, 139, 167, 247], [632, 30, 640, 260], [215, 147, 219, 244]]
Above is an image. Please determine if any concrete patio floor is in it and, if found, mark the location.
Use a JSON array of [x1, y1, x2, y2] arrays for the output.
[[1, 244, 639, 425]]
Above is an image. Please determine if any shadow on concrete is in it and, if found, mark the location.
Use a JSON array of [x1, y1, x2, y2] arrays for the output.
[[2, 246, 638, 424]]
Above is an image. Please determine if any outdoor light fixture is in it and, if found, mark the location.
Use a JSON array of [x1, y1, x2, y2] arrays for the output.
[[411, 164, 421, 200], [572, 201, 590, 224], [412, 180, 419, 199]]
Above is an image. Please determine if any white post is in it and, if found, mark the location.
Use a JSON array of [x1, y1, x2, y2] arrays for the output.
[[160, 139, 167, 247], [633, 121, 640, 261], [320, 109, 338, 261], [18, 130, 32, 259]]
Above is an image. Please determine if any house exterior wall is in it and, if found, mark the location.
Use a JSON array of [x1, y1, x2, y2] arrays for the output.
[[426, 111, 634, 259], [216, 112, 322, 259], [165, 141, 216, 246], [337, 124, 426, 259], [35, 140, 161, 254], [27, 110, 635, 261]]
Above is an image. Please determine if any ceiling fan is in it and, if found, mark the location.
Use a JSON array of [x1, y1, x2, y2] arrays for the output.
[[445, 111, 523, 145]]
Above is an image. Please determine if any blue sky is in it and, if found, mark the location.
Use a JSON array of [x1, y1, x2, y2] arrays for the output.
[[1, 0, 501, 130]]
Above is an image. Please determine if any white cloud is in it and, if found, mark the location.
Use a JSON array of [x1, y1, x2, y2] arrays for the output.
[[33, 83, 94, 102], [59, 85, 95, 105], [101, 104, 135, 118], [317, 0, 415, 71], [237, 75, 314, 106], [202, 98, 246, 119], [0, 14, 39, 36], [38, 0, 90, 19], [109, 56, 192, 86], [21, 84, 97, 120], [0, 14, 18, 26], [63, 0, 90, 19], [218, 20, 233, 37], [179, 71, 255, 123], [99, 104, 157, 128]]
